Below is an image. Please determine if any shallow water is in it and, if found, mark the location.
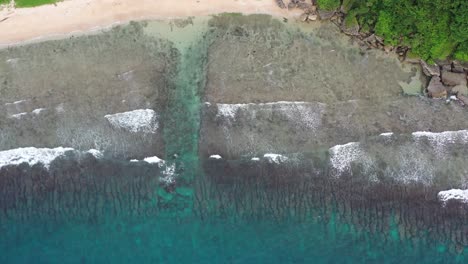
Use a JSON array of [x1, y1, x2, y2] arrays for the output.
[[0, 14, 467, 263]]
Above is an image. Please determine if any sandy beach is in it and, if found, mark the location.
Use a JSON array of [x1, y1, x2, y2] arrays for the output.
[[0, 0, 302, 47]]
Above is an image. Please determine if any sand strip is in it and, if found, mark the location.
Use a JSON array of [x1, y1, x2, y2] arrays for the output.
[[0, 0, 301, 47]]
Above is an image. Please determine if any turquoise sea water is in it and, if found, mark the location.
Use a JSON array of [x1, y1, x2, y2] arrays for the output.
[[0, 215, 464, 263], [0, 15, 466, 263]]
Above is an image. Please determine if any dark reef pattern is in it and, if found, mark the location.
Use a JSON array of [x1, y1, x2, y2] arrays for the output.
[[0, 15, 467, 263]]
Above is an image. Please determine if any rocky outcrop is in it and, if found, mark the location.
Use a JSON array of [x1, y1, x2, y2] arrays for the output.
[[275, 0, 287, 9], [426, 76, 448, 98], [416, 60, 468, 103], [340, 20, 360, 36], [442, 71, 467, 86], [317, 9, 335, 20], [452, 61, 466, 73], [420, 60, 441, 76]]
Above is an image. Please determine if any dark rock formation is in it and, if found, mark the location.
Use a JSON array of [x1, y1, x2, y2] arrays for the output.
[[317, 9, 335, 20], [426, 76, 448, 98], [442, 71, 467, 86], [420, 60, 441, 76], [275, 0, 286, 9]]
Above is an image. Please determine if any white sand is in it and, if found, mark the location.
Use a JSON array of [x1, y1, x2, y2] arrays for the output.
[[0, 0, 301, 47]]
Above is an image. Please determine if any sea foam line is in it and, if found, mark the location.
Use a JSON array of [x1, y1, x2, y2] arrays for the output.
[[104, 109, 158, 134]]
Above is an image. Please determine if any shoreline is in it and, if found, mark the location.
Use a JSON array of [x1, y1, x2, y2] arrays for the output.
[[0, 0, 302, 48]]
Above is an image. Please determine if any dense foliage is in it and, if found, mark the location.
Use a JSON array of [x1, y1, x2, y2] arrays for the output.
[[341, 0, 468, 62], [317, 0, 341, 11], [0, 0, 58, 8]]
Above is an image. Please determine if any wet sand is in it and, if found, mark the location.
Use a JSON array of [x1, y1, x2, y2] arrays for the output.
[[0, 0, 302, 47]]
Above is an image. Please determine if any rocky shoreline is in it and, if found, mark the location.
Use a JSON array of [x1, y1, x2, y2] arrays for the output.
[[278, 0, 468, 105]]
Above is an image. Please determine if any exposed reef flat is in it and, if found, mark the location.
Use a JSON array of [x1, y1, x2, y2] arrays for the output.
[[0, 15, 467, 262], [200, 16, 468, 159], [0, 22, 173, 159]]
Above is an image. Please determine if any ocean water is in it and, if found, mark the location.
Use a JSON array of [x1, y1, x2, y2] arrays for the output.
[[0, 15, 467, 263]]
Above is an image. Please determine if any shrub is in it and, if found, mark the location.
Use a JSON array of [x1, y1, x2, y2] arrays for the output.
[[317, 0, 341, 11]]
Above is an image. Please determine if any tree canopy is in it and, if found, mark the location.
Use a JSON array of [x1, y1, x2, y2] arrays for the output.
[[318, 0, 468, 62]]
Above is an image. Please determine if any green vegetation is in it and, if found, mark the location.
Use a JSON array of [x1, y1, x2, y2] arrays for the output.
[[0, 0, 10, 5], [317, 0, 341, 11], [15, 0, 57, 8], [341, 0, 468, 62]]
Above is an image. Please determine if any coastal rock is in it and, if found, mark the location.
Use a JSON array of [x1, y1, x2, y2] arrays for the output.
[[404, 57, 420, 64], [317, 10, 335, 20], [300, 13, 309, 22], [341, 22, 360, 36], [288, 1, 297, 9], [420, 60, 440, 77], [452, 62, 465, 73], [426, 76, 447, 98], [308, 14, 318, 21], [457, 94, 468, 105], [453, 85, 468, 96], [441, 71, 466, 86], [275, 0, 287, 9], [441, 64, 452, 72], [297, 2, 313, 10], [362, 34, 384, 50]]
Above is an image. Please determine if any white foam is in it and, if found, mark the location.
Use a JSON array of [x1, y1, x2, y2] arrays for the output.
[[105, 109, 158, 134], [412, 130, 468, 156], [329, 142, 362, 174], [55, 103, 65, 113], [386, 146, 434, 185], [129, 155, 165, 165], [0, 147, 74, 169], [380, 132, 393, 137], [216, 104, 244, 120], [143, 156, 164, 164], [215, 101, 324, 130], [437, 189, 468, 205], [32, 108, 46, 115], [86, 149, 103, 159], [10, 112, 28, 119], [413, 130, 468, 142], [251, 157, 260, 161], [6, 58, 20, 65], [6, 100, 28, 105], [263, 153, 288, 164], [160, 163, 176, 185], [209, 154, 222, 159]]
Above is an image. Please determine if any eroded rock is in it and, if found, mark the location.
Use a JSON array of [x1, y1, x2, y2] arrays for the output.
[[426, 76, 448, 98], [318, 9, 335, 20], [441, 71, 467, 86], [452, 62, 465, 73], [457, 94, 468, 105], [420, 60, 440, 77], [341, 22, 359, 36], [275, 0, 287, 9]]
